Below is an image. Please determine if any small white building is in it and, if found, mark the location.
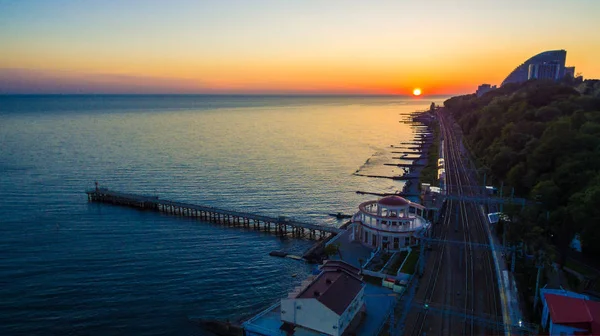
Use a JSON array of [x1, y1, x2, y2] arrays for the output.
[[280, 261, 365, 336], [540, 288, 600, 335], [352, 196, 429, 251]]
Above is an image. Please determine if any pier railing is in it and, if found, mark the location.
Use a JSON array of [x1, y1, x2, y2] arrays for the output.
[[86, 187, 341, 240]]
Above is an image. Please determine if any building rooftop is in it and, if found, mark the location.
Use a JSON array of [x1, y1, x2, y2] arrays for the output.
[[319, 260, 360, 275], [296, 267, 363, 315], [545, 293, 600, 334], [378, 195, 409, 207]]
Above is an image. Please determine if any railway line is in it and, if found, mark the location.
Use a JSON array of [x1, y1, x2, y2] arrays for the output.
[[403, 109, 502, 335], [408, 188, 452, 335], [444, 111, 501, 335]]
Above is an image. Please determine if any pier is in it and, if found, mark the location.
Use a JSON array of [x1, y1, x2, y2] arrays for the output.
[[391, 151, 425, 155], [86, 187, 341, 240], [400, 141, 431, 145], [352, 173, 418, 180], [355, 190, 420, 198], [384, 163, 425, 168], [392, 156, 423, 160]]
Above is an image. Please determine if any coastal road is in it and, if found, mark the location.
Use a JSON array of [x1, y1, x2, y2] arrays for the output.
[[402, 108, 503, 335]]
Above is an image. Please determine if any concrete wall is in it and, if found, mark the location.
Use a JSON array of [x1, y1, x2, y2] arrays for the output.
[[541, 301, 550, 330], [337, 286, 365, 334], [245, 331, 268, 336], [281, 298, 339, 336], [549, 320, 586, 335]]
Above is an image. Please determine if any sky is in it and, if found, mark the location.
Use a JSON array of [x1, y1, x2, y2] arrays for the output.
[[0, 0, 599, 95]]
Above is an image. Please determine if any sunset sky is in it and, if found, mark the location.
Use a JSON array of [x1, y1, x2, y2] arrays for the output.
[[1, 0, 599, 95]]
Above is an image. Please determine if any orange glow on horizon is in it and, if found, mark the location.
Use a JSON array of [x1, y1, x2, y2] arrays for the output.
[[1, 1, 599, 95], [1, 42, 595, 96]]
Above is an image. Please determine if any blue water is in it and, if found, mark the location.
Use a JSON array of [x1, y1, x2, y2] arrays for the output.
[[0, 95, 441, 335]]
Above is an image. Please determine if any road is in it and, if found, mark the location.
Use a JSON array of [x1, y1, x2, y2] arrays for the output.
[[402, 109, 503, 335]]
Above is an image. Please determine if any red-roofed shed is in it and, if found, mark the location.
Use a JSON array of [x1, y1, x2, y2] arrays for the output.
[[543, 293, 600, 335]]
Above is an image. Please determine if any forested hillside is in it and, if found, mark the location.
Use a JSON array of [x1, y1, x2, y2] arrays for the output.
[[444, 80, 600, 260]]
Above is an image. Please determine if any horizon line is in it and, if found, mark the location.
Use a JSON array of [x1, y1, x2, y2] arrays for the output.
[[0, 93, 458, 97]]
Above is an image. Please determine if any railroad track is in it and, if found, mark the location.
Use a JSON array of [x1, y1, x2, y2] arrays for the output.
[[409, 111, 466, 336], [443, 112, 475, 335], [446, 112, 502, 335], [409, 195, 453, 335], [404, 110, 503, 336]]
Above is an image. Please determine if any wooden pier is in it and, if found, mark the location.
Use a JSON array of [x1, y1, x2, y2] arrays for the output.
[[86, 188, 341, 240]]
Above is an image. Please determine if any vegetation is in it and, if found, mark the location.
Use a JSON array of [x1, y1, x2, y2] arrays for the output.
[[362, 274, 383, 286], [323, 243, 342, 260], [365, 252, 392, 272], [565, 259, 597, 277], [444, 79, 600, 263], [382, 251, 409, 275], [400, 250, 420, 274]]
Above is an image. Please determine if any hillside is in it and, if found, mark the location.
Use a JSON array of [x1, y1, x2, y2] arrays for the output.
[[444, 80, 600, 260]]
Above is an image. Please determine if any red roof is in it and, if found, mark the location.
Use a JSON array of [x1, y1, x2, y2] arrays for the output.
[[545, 293, 600, 334], [378, 196, 409, 207], [297, 268, 364, 315]]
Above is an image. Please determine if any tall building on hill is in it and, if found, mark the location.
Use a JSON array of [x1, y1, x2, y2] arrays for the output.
[[501, 50, 567, 86], [528, 62, 562, 80]]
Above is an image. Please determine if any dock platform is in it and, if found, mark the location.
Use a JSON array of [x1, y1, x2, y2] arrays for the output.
[[86, 187, 341, 240]]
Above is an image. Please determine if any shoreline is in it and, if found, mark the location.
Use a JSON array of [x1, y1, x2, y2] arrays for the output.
[[228, 107, 440, 335]]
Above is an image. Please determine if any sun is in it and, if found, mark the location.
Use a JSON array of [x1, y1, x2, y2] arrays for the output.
[[413, 88, 422, 96]]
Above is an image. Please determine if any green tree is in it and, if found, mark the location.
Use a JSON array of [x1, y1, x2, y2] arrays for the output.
[[444, 80, 600, 261], [323, 243, 343, 260]]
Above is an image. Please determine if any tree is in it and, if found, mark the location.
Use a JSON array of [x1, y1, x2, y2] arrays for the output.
[[444, 80, 600, 261], [323, 243, 343, 260], [531, 180, 561, 209]]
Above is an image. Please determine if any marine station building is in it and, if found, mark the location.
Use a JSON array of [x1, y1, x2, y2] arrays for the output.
[[350, 195, 429, 251]]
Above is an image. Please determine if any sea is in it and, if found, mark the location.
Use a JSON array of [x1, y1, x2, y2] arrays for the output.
[[0, 95, 445, 336]]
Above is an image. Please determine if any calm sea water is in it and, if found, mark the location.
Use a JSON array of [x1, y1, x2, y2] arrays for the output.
[[0, 95, 442, 336]]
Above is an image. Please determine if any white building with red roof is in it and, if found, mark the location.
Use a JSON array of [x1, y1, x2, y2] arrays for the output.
[[280, 260, 365, 336], [541, 287, 600, 335], [243, 260, 395, 336], [351, 195, 429, 251]]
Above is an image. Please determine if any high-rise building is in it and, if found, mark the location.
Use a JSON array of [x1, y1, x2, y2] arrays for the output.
[[501, 50, 567, 86], [528, 62, 561, 80]]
